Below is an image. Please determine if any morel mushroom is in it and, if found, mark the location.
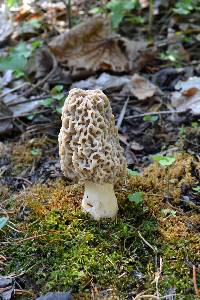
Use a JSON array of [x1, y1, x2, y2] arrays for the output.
[[58, 88, 127, 220]]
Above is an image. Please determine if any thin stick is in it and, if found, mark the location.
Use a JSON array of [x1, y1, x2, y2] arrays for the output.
[[117, 97, 129, 129], [68, 0, 71, 28], [0, 109, 50, 121], [0, 82, 30, 99], [125, 110, 185, 120], [134, 295, 159, 299], [138, 231, 157, 253], [193, 265, 199, 296]]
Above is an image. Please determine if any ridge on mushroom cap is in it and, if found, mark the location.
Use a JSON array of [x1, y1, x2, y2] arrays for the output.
[[58, 88, 127, 184]]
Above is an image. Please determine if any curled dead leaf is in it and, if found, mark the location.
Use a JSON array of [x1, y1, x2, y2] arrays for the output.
[[122, 73, 158, 100], [171, 77, 200, 115], [49, 16, 146, 76], [131, 141, 144, 151]]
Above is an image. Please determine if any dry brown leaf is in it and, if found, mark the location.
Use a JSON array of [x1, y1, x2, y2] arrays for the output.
[[131, 141, 144, 151], [0, 142, 8, 158], [171, 77, 200, 115], [0, 12, 13, 46], [49, 16, 146, 76], [122, 73, 157, 100], [182, 87, 198, 97]]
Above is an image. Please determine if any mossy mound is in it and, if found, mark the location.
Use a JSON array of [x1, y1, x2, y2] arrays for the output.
[[1, 153, 200, 299]]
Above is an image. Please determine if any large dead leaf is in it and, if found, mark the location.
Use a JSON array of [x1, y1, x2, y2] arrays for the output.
[[49, 16, 146, 76], [171, 77, 200, 115]]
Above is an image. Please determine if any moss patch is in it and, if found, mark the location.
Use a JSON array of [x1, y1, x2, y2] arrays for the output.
[[1, 153, 200, 299]]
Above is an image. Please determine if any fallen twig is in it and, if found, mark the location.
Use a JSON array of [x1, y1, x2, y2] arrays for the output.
[[117, 96, 129, 129], [125, 110, 186, 120], [193, 265, 199, 296], [138, 231, 157, 253], [0, 82, 30, 99], [0, 109, 50, 121]]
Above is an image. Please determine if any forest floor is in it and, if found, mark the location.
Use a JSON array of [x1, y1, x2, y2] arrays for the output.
[[0, 1, 200, 299]]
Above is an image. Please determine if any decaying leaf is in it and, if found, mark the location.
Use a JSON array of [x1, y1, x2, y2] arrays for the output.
[[36, 291, 72, 300], [171, 77, 200, 115], [72, 72, 130, 91], [0, 12, 13, 46], [0, 71, 13, 88], [122, 73, 158, 100], [0, 277, 14, 300], [27, 48, 71, 85], [131, 141, 144, 151], [3, 92, 40, 117], [49, 16, 146, 76], [0, 142, 8, 158]]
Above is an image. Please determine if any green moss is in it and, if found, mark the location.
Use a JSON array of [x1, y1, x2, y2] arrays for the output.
[[1, 153, 200, 299]]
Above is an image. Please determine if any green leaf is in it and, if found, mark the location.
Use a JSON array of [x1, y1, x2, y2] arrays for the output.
[[127, 169, 139, 176], [192, 186, 200, 193], [152, 155, 176, 167], [128, 192, 144, 204], [31, 148, 42, 156], [13, 69, 25, 78], [53, 94, 65, 101], [89, 7, 104, 14], [143, 115, 158, 122], [0, 42, 32, 72], [31, 40, 43, 49], [51, 85, 64, 95], [0, 217, 9, 229], [6, 0, 20, 8], [161, 208, 176, 217], [191, 122, 199, 128], [54, 107, 62, 114], [41, 98, 53, 107], [106, 0, 137, 28]]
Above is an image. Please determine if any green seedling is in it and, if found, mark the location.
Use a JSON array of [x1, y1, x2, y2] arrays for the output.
[[0, 217, 9, 229], [192, 186, 200, 193], [143, 115, 159, 122], [152, 155, 176, 167], [128, 192, 144, 205], [161, 208, 177, 217], [31, 148, 42, 157], [127, 169, 139, 176]]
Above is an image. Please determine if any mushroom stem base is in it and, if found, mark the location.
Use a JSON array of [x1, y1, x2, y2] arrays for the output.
[[82, 181, 118, 220]]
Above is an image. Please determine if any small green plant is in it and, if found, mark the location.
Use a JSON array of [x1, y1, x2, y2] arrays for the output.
[[0, 41, 41, 78], [161, 208, 176, 217], [41, 85, 65, 114], [21, 19, 42, 33], [127, 169, 139, 176], [106, 0, 138, 28], [6, 0, 20, 8], [0, 217, 9, 229], [152, 155, 176, 197], [90, 0, 139, 29], [191, 121, 199, 128], [128, 192, 144, 205], [152, 155, 176, 167], [173, 0, 199, 15], [178, 125, 186, 137], [143, 115, 159, 122], [31, 148, 42, 157], [192, 186, 200, 193], [160, 50, 184, 67]]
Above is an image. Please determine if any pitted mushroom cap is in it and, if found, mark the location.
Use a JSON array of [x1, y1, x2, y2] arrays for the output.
[[58, 88, 127, 184]]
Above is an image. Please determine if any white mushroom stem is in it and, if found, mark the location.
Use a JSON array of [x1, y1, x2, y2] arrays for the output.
[[82, 181, 118, 220]]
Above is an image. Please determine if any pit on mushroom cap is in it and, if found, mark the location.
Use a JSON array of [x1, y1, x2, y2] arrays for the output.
[[58, 88, 127, 220]]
